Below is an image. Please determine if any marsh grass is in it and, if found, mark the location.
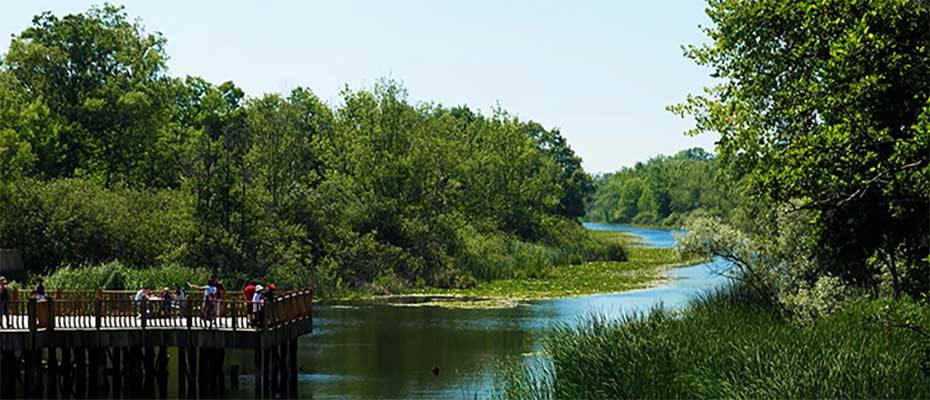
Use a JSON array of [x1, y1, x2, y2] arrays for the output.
[[417, 246, 697, 299], [494, 285, 930, 399]]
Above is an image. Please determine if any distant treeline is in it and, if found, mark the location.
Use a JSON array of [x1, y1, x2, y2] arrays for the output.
[[585, 148, 738, 227], [0, 5, 621, 296]]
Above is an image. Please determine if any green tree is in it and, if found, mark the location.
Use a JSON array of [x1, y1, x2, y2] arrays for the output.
[[1, 4, 180, 187], [672, 0, 929, 296]]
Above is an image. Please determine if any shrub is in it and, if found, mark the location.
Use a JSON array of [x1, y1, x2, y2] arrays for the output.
[[0, 178, 193, 274]]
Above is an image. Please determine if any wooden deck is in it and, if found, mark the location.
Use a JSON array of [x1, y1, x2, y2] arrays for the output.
[[0, 289, 313, 398], [0, 289, 313, 349]]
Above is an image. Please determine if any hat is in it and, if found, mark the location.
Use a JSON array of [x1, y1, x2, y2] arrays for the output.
[[268, 284, 276, 290], [255, 285, 264, 291]]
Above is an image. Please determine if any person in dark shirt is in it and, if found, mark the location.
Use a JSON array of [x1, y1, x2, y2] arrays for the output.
[[0, 277, 9, 328], [34, 278, 46, 301]]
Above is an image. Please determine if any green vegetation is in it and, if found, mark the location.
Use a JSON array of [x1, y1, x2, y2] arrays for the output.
[[671, 0, 928, 297], [495, 286, 930, 399], [497, 0, 930, 397], [419, 247, 697, 300], [585, 148, 737, 227], [0, 5, 623, 297]]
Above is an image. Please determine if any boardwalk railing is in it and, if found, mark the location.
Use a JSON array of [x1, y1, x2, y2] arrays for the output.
[[0, 289, 312, 333]]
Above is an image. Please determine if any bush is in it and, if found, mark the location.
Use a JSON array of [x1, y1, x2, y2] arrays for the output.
[[0, 178, 193, 274]]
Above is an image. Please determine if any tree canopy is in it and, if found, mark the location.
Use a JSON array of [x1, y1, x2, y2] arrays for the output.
[[672, 0, 929, 296], [585, 148, 735, 226], [0, 5, 613, 296]]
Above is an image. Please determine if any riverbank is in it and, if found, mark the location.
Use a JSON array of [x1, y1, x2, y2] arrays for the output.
[[328, 230, 704, 308], [495, 285, 930, 399]]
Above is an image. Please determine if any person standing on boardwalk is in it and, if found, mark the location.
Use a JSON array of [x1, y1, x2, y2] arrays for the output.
[[243, 280, 257, 320], [251, 285, 264, 327], [172, 283, 186, 308], [0, 277, 9, 328], [34, 278, 46, 301], [134, 287, 152, 319], [189, 279, 218, 327]]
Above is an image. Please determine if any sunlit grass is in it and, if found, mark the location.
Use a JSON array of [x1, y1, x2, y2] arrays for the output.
[[412, 246, 700, 300], [492, 286, 930, 399]]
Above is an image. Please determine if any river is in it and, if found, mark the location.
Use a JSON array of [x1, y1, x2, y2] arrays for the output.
[[228, 224, 730, 399]]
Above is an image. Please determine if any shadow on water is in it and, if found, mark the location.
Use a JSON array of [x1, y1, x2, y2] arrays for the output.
[[223, 224, 729, 399]]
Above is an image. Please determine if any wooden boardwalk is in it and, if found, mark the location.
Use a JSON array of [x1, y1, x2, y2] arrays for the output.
[[0, 289, 313, 398]]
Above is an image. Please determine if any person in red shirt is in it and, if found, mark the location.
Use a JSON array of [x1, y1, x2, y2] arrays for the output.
[[243, 280, 256, 302]]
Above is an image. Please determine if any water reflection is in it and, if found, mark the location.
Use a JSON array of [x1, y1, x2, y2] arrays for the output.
[[225, 225, 729, 399]]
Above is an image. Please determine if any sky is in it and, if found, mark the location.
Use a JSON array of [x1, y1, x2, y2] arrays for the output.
[[0, 1, 719, 174]]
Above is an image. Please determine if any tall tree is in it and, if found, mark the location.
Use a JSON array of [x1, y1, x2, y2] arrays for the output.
[[1, 4, 178, 187], [672, 0, 930, 296]]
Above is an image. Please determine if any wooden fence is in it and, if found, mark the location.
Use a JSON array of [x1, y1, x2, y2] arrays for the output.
[[0, 289, 312, 333]]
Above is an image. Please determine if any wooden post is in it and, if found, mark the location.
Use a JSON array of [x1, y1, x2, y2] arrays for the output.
[[269, 346, 279, 397], [254, 345, 263, 398], [0, 351, 16, 398], [111, 348, 122, 398], [231, 298, 238, 331], [186, 346, 198, 398], [278, 343, 289, 399], [178, 346, 188, 399], [28, 299, 36, 333], [22, 350, 33, 398], [157, 346, 169, 400], [263, 347, 272, 398], [289, 338, 298, 396], [122, 347, 132, 397], [216, 348, 226, 396], [198, 347, 210, 397], [144, 345, 156, 394], [95, 289, 103, 330], [185, 298, 193, 329], [60, 347, 73, 397], [95, 299, 102, 329], [128, 346, 143, 398], [75, 348, 87, 398], [141, 298, 148, 330], [47, 347, 59, 398], [47, 297, 55, 330], [230, 364, 240, 390], [88, 348, 104, 397]]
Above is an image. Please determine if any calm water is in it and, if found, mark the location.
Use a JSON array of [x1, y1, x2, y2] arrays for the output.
[[228, 224, 730, 399]]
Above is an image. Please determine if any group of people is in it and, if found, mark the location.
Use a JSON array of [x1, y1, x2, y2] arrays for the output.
[[0, 276, 45, 328], [242, 279, 278, 327], [0, 275, 280, 329], [133, 284, 187, 319], [136, 276, 278, 328]]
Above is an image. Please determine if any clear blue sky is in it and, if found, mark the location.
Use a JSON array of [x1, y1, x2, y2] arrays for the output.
[[0, 1, 719, 174]]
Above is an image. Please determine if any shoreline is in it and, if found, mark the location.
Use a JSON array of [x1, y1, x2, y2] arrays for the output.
[[321, 254, 707, 309]]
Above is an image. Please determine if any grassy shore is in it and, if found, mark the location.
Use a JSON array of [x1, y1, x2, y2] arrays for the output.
[[412, 246, 698, 300], [494, 285, 930, 399], [329, 230, 702, 307]]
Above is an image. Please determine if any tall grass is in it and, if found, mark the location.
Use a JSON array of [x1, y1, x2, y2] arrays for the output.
[[495, 285, 930, 399], [44, 261, 211, 290]]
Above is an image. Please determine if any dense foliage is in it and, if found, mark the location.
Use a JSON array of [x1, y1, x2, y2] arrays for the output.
[[585, 148, 736, 226], [0, 5, 620, 296], [671, 0, 929, 297]]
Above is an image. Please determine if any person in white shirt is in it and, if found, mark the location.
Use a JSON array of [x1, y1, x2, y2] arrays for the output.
[[251, 285, 264, 327], [134, 287, 152, 319]]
